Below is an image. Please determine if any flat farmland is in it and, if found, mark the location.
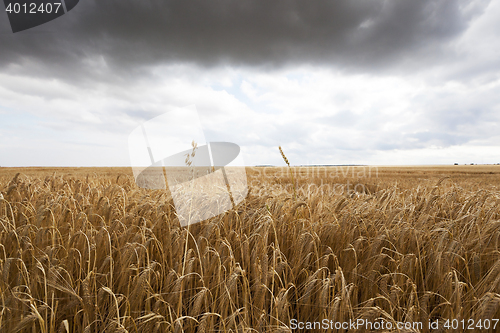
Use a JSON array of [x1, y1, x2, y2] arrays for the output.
[[1, 165, 500, 332]]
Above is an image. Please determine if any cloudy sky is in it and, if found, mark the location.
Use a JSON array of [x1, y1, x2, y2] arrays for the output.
[[1, 0, 500, 167]]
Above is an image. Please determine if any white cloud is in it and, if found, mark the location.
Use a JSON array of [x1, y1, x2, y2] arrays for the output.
[[1, 0, 500, 168], [2, 61, 500, 166]]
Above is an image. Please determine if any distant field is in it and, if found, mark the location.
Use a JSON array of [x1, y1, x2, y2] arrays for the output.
[[1, 165, 500, 332], [1, 164, 500, 189]]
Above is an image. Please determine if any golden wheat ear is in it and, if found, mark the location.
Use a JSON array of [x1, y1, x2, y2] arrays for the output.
[[279, 146, 290, 167], [279, 146, 296, 200]]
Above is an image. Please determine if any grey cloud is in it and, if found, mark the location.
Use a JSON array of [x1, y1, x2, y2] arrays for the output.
[[0, 0, 490, 82], [407, 131, 471, 147]]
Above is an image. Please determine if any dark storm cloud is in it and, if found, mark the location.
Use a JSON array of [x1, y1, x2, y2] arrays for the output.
[[0, 0, 489, 80]]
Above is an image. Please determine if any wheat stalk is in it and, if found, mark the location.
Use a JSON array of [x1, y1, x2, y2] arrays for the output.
[[0, 166, 499, 331], [279, 146, 297, 200]]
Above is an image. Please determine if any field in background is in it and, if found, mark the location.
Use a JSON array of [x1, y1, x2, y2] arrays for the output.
[[1, 165, 500, 332]]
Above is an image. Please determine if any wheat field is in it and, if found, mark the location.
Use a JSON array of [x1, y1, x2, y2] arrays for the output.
[[1, 165, 500, 332]]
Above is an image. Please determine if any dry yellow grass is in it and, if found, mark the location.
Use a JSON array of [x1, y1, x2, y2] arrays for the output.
[[1, 165, 500, 332]]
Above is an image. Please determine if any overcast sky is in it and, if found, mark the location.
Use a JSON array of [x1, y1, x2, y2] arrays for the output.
[[1, 0, 500, 167]]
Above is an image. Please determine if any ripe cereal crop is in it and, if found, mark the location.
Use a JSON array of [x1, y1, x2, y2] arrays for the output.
[[1, 165, 500, 332]]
